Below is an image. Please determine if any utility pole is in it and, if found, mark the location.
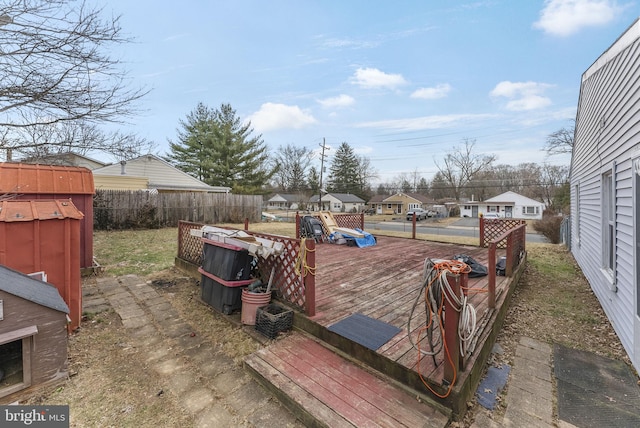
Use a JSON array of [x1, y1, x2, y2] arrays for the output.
[[318, 138, 329, 212]]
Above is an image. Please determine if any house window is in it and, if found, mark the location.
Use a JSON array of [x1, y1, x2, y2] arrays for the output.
[[333, 203, 341, 210], [602, 170, 616, 282], [387, 204, 392, 209], [464, 205, 471, 210], [408, 203, 420, 210], [523, 206, 539, 215], [487, 206, 498, 212]]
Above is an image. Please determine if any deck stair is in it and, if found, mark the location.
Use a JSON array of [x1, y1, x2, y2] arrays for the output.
[[244, 331, 450, 428]]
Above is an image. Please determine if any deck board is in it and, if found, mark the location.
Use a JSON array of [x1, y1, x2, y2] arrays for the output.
[[246, 333, 450, 428], [309, 236, 508, 386], [247, 235, 517, 424]]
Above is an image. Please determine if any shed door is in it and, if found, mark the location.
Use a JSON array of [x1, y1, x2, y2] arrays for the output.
[[634, 157, 640, 364], [472, 206, 478, 218]]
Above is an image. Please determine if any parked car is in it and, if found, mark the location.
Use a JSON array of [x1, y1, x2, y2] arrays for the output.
[[406, 208, 428, 221], [482, 212, 501, 218]]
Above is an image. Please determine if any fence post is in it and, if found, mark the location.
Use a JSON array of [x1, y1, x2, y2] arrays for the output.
[[304, 238, 316, 316], [506, 233, 514, 277], [360, 212, 364, 229], [479, 216, 485, 247], [296, 212, 300, 239], [244, 218, 249, 231], [412, 213, 417, 239], [488, 242, 496, 309], [444, 273, 463, 384], [178, 220, 184, 259]]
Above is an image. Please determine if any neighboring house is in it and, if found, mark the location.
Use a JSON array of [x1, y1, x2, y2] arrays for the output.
[[308, 193, 365, 212], [0, 264, 69, 400], [266, 193, 305, 210], [368, 192, 431, 215], [459, 191, 545, 220], [92, 154, 231, 193], [19, 152, 107, 170], [570, 18, 640, 372]]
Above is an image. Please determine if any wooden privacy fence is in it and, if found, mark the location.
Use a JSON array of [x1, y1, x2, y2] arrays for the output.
[[94, 190, 262, 229], [176, 220, 316, 315]]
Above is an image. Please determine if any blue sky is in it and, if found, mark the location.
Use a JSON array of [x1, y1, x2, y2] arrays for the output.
[[106, 0, 639, 185]]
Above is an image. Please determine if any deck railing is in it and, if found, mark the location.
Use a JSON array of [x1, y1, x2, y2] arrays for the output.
[[295, 212, 365, 238], [176, 220, 316, 316], [479, 218, 527, 248], [486, 223, 526, 308]]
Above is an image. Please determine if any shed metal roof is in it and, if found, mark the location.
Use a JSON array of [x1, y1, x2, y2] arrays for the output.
[[0, 199, 84, 223], [0, 162, 95, 195]]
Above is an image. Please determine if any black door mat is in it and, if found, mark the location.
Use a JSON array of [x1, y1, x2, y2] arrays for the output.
[[554, 343, 640, 428], [328, 313, 401, 351]]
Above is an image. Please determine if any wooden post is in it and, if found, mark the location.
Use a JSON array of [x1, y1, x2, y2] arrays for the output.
[[479, 216, 485, 247], [304, 238, 316, 316], [295, 212, 300, 239], [360, 212, 365, 229], [506, 233, 514, 277], [244, 218, 249, 231], [444, 273, 462, 384], [412, 213, 416, 239], [488, 243, 496, 309]]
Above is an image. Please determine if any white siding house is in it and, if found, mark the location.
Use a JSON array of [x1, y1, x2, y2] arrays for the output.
[[570, 18, 640, 371], [93, 154, 231, 193], [459, 191, 545, 220], [266, 193, 304, 210], [308, 193, 365, 212]]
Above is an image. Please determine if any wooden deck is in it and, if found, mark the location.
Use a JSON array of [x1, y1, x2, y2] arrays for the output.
[[280, 235, 519, 417], [245, 333, 450, 427]]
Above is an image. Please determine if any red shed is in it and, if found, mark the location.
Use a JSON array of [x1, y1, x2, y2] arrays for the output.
[[0, 199, 83, 331], [0, 163, 95, 270]]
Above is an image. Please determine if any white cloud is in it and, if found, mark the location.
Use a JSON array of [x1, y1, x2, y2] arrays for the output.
[[533, 0, 621, 37], [490, 81, 553, 111], [317, 94, 355, 109], [350, 67, 408, 89], [247, 103, 316, 132], [410, 84, 452, 100], [356, 113, 497, 131]]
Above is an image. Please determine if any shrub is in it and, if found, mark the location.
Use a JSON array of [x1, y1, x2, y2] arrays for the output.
[[533, 214, 564, 244]]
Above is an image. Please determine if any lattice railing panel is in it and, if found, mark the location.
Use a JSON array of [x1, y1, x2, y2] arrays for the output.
[[176, 221, 310, 313], [481, 218, 526, 248], [245, 231, 307, 312], [178, 220, 205, 266]]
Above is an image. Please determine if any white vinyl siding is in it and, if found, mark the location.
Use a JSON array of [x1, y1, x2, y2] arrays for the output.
[[570, 25, 640, 371]]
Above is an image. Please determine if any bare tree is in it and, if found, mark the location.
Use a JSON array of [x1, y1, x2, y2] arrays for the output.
[[271, 144, 312, 192], [544, 123, 574, 156], [10, 119, 155, 162], [0, 0, 149, 158], [435, 138, 496, 201]]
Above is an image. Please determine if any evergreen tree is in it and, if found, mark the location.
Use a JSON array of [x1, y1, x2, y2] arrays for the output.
[[307, 166, 320, 195], [165, 102, 216, 182], [166, 103, 275, 194], [327, 142, 360, 195]]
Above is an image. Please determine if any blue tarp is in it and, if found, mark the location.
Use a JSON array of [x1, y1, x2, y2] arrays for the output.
[[336, 228, 377, 248]]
